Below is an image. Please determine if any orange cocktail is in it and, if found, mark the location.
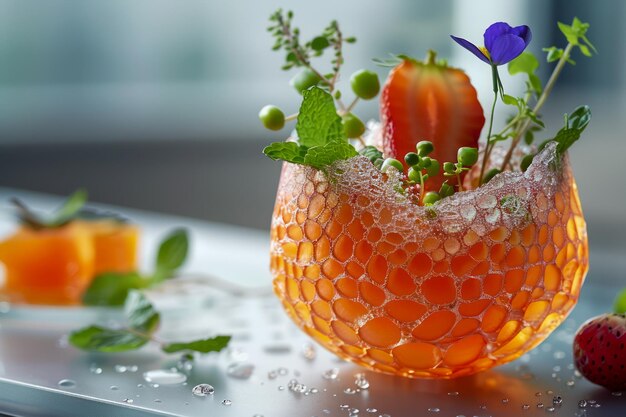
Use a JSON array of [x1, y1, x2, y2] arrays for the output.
[[270, 143, 588, 378]]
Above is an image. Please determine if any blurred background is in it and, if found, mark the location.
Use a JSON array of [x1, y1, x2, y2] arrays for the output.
[[0, 0, 624, 259]]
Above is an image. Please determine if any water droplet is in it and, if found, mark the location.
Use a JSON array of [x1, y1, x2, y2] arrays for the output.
[[309, 388, 319, 394], [349, 408, 360, 416], [566, 379, 576, 387], [323, 409, 331, 414], [354, 373, 370, 390], [428, 408, 440, 413], [379, 414, 391, 417], [537, 403, 544, 409], [502, 398, 509, 404], [301, 343, 317, 361], [323, 368, 339, 380], [591, 403, 601, 408], [447, 391, 459, 396], [278, 367, 289, 376], [522, 404, 530, 410], [578, 400, 587, 408], [89, 365, 103, 375], [127, 365, 138, 372], [227, 363, 255, 379], [115, 365, 127, 373], [287, 379, 308, 394], [222, 399, 232, 406], [552, 365, 561, 372], [553, 351, 566, 359], [546, 390, 554, 395], [574, 370, 583, 378], [57, 379, 76, 389], [177, 356, 194, 373], [535, 392, 543, 397], [612, 391, 623, 397], [366, 408, 378, 413], [546, 406, 556, 412], [192, 384, 215, 397], [110, 385, 119, 391], [268, 370, 278, 379], [588, 400, 596, 404], [143, 369, 187, 385], [479, 404, 487, 410], [340, 405, 350, 410], [553, 396, 563, 405], [344, 388, 357, 395], [277, 386, 285, 391], [154, 399, 162, 403], [151, 384, 160, 388], [122, 398, 134, 404]]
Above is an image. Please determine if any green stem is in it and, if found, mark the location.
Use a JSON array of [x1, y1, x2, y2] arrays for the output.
[[419, 174, 425, 205], [479, 65, 500, 185], [499, 42, 575, 170], [285, 113, 298, 122], [456, 171, 463, 192]]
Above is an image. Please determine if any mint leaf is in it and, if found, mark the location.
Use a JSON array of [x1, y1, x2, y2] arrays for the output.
[[12, 189, 88, 230], [125, 291, 160, 333], [69, 325, 150, 352], [296, 86, 345, 147], [82, 272, 147, 306], [304, 140, 358, 169], [508, 52, 539, 76], [54, 189, 88, 225], [263, 142, 308, 164], [155, 228, 189, 277], [614, 288, 626, 314], [162, 335, 231, 354]]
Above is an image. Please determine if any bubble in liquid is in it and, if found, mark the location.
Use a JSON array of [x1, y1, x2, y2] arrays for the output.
[[143, 369, 187, 385], [222, 399, 232, 406], [57, 379, 76, 389], [192, 384, 215, 397], [226, 363, 255, 379]]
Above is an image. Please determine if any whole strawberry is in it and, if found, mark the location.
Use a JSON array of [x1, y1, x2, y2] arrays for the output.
[[573, 313, 626, 391]]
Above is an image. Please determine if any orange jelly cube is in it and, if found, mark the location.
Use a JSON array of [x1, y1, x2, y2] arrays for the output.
[[75, 220, 139, 274], [0, 224, 94, 305]]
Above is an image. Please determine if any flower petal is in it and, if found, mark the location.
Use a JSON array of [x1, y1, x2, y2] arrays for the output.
[[484, 22, 514, 51], [488, 34, 526, 65], [450, 35, 491, 64], [510, 25, 532, 46]]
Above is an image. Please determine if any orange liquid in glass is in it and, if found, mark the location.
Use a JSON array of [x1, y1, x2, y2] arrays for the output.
[[270, 146, 588, 378]]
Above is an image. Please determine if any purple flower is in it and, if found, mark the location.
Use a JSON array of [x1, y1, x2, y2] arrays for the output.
[[451, 22, 532, 66]]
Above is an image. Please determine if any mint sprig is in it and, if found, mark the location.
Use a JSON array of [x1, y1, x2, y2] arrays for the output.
[[70, 291, 230, 354], [12, 189, 88, 230], [82, 228, 189, 306], [263, 87, 357, 169]]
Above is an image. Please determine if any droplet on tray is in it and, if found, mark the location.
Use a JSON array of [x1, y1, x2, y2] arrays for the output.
[[89, 365, 103, 375], [354, 373, 370, 390], [349, 408, 360, 416], [110, 385, 119, 391], [263, 343, 292, 354], [222, 399, 232, 406], [143, 369, 187, 385], [192, 384, 215, 397], [323, 368, 339, 380], [427, 408, 440, 413], [57, 379, 76, 389], [344, 388, 357, 395], [226, 362, 255, 379], [122, 398, 134, 404], [553, 396, 563, 405], [287, 379, 308, 394], [301, 343, 317, 361]]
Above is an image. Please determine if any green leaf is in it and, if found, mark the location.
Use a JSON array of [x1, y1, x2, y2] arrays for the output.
[[524, 130, 534, 145], [528, 73, 543, 95], [614, 288, 626, 314], [296, 87, 345, 148], [502, 94, 518, 106], [311, 36, 330, 51], [125, 291, 160, 333], [162, 335, 231, 354], [543, 47, 563, 63], [558, 21, 579, 45], [508, 52, 539, 76], [156, 228, 189, 275], [54, 189, 88, 225], [579, 44, 592, 57], [82, 272, 147, 306], [303, 141, 358, 169], [263, 142, 307, 164], [69, 325, 150, 352], [12, 189, 88, 230], [553, 105, 592, 156], [526, 109, 545, 128]]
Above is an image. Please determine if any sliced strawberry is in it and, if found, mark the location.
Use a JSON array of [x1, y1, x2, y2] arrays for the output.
[[573, 313, 626, 391], [380, 52, 485, 191]]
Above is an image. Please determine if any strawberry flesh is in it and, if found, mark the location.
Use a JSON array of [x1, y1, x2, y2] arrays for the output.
[[380, 55, 485, 191], [573, 313, 626, 391]]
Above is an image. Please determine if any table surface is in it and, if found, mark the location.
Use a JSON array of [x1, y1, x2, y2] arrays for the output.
[[0, 188, 624, 417]]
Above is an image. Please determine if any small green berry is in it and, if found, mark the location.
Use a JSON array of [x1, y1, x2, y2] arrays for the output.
[[350, 69, 380, 100], [342, 113, 366, 138], [420, 157, 432, 168], [443, 161, 456, 173], [404, 152, 420, 166], [520, 154, 535, 172], [426, 159, 440, 177], [381, 158, 403, 173], [423, 191, 441, 205], [439, 183, 454, 197], [457, 147, 479, 166], [408, 167, 422, 183], [289, 68, 322, 94], [483, 168, 501, 184], [259, 105, 285, 130], [416, 141, 434, 157]]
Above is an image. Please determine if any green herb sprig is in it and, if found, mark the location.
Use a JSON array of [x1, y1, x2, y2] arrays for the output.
[[70, 291, 230, 354], [82, 228, 189, 306]]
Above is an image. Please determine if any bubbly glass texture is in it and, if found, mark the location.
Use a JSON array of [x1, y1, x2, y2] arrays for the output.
[[270, 143, 588, 378]]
